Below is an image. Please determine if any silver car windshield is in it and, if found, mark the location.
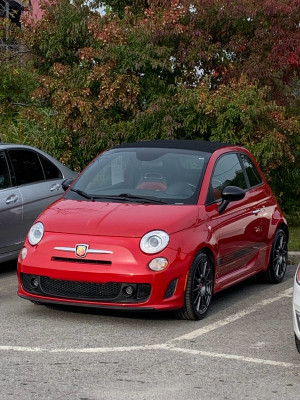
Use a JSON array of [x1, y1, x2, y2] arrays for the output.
[[67, 148, 209, 205]]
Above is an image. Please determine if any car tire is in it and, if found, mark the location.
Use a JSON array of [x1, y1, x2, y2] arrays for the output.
[[261, 229, 288, 284], [295, 334, 300, 354], [176, 252, 213, 320]]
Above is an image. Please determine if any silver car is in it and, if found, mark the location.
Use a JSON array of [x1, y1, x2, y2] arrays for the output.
[[0, 143, 77, 263], [293, 262, 300, 353]]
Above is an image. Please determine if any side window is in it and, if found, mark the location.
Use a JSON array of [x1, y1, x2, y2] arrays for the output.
[[211, 153, 247, 200], [240, 154, 262, 187], [0, 151, 12, 189], [39, 154, 62, 180], [8, 150, 45, 185]]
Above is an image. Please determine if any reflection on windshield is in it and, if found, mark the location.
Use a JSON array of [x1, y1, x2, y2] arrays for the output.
[[67, 148, 208, 205]]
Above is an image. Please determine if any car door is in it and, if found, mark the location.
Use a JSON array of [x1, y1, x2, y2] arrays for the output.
[[239, 152, 270, 253], [0, 151, 22, 257], [206, 152, 263, 282], [7, 149, 64, 242]]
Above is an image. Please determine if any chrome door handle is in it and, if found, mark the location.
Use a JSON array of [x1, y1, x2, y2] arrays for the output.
[[50, 183, 61, 192], [6, 194, 18, 204], [252, 209, 261, 215]]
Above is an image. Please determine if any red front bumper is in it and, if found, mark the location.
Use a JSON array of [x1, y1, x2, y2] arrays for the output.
[[17, 232, 192, 311]]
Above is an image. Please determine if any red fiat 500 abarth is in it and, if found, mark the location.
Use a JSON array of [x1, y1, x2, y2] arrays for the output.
[[17, 140, 288, 320]]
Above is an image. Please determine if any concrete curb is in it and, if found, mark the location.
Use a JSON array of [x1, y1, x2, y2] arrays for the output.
[[289, 251, 300, 265]]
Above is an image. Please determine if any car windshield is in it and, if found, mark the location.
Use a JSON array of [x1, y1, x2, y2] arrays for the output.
[[66, 147, 209, 205]]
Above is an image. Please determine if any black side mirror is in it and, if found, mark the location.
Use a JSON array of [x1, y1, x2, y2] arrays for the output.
[[62, 178, 74, 191], [218, 186, 245, 214]]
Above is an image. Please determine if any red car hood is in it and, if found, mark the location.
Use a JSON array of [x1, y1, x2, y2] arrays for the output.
[[39, 199, 199, 237]]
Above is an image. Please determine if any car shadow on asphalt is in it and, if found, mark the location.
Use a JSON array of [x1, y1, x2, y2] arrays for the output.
[[0, 260, 17, 274]]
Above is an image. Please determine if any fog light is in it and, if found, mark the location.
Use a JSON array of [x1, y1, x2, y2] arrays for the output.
[[20, 247, 27, 261], [149, 257, 168, 271], [31, 277, 39, 288], [123, 285, 134, 297]]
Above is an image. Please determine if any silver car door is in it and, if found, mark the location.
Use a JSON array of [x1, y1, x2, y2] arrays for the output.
[[7, 149, 64, 242], [19, 179, 64, 240], [0, 151, 22, 257]]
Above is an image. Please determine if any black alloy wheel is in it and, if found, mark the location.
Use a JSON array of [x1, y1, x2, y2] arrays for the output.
[[264, 229, 288, 284], [176, 252, 214, 320]]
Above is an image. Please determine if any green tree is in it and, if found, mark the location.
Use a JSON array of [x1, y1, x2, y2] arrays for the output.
[[0, 16, 39, 143], [1, 0, 299, 220]]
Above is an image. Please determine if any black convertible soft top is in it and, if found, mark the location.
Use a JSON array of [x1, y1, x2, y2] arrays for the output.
[[113, 139, 233, 154]]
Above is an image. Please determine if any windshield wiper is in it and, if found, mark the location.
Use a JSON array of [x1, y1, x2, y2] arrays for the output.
[[70, 189, 167, 204], [117, 193, 167, 204], [70, 188, 94, 201], [89, 193, 167, 204]]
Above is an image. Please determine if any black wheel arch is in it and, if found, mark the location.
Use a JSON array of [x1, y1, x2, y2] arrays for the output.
[[278, 222, 289, 243], [195, 246, 215, 281], [199, 247, 215, 267]]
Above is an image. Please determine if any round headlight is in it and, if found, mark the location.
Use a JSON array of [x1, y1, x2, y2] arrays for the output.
[[28, 222, 44, 246], [140, 230, 169, 254]]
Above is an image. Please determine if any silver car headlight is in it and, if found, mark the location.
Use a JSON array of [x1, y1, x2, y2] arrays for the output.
[[296, 264, 300, 285], [140, 230, 169, 254], [28, 222, 44, 246]]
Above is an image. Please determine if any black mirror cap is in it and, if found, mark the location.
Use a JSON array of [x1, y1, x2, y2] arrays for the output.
[[221, 186, 246, 202], [218, 186, 245, 214], [62, 178, 74, 191]]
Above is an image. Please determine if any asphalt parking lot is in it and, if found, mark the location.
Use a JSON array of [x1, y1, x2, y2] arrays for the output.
[[0, 260, 299, 400]]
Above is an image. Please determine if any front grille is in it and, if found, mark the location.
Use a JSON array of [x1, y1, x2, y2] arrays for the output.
[[42, 276, 121, 299], [136, 283, 152, 300], [21, 273, 151, 303], [51, 256, 111, 265]]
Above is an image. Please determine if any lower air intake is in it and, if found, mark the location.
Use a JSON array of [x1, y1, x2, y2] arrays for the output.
[[21, 273, 151, 303]]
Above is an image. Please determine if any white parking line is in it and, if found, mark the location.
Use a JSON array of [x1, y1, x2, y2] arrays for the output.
[[0, 287, 296, 369], [0, 342, 298, 369], [171, 287, 293, 342], [168, 347, 298, 368], [0, 344, 169, 353]]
